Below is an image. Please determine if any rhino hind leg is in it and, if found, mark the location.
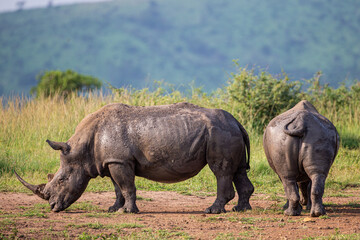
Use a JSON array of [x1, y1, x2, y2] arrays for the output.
[[232, 168, 254, 212], [108, 178, 125, 212], [298, 181, 311, 210], [108, 163, 139, 214], [309, 174, 326, 217], [282, 179, 302, 216], [205, 175, 235, 214], [283, 181, 311, 210]]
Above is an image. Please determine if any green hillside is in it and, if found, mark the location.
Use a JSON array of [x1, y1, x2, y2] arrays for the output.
[[1, 0, 360, 95]]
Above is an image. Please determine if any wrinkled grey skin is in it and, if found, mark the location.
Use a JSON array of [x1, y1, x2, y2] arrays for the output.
[[16, 102, 254, 214], [263, 100, 340, 217]]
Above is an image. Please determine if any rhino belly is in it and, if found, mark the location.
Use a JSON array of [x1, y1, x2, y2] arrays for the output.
[[135, 158, 207, 183]]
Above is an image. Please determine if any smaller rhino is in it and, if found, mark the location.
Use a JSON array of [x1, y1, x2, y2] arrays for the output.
[[263, 100, 339, 217]]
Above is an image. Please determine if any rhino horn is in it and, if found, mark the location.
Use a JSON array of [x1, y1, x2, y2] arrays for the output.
[[46, 140, 71, 155], [14, 171, 48, 200]]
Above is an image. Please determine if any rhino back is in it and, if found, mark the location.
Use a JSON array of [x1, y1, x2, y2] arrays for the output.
[[91, 102, 242, 182]]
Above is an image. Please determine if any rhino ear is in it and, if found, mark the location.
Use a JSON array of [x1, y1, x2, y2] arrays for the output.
[[46, 140, 71, 155], [47, 173, 54, 182]]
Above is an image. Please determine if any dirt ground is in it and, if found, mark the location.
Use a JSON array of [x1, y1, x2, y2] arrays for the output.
[[1, 189, 360, 239]]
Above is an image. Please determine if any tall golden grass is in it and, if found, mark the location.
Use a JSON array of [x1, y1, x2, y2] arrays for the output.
[[0, 84, 359, 194]]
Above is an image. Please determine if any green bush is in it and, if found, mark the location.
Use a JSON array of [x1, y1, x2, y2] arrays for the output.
[[306, 72, 360, 111], [1, 68, 359, 193], [30, 70, 102, 97], [226, 64, 302, 131]]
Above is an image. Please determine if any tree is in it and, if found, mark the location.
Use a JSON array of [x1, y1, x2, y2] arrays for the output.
[[16, 1, 25, 11], [30, 70, 102, 97]]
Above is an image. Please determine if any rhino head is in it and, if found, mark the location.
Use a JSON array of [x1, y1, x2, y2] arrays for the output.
[[15, 140, 91, 212]]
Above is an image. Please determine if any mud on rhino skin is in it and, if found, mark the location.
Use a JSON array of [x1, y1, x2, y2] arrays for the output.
[[16, 102, 254, 214], [263, 100, 340, 217]]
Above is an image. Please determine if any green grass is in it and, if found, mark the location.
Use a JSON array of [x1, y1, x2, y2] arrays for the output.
[[0, 205, 50, 219], [197, 212, 286, 225], [0, 219, 16, 237], [84, 212, 117, 218], [65, 201, 100, 212], [77, 228, 192, 240], [67, 222, 145, 231], [0, 88, 359, 198], [214, 233, 237, 240], [303, 233, 360, 240]]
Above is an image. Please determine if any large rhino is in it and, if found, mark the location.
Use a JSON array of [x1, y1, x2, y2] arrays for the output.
[[263, 100, 339, 217], [16, 102, 254, 214]]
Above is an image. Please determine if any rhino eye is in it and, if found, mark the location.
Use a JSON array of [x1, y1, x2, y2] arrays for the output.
[[58, 177, 67, 183]]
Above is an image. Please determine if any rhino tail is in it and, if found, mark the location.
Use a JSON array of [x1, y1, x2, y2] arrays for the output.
[[283, 113, 307, 137], [333, 129, 340, 162], [238, 122, 250, 171]]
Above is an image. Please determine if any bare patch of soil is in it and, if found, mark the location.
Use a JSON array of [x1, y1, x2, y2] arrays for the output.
[[1, 189, 360, 239]]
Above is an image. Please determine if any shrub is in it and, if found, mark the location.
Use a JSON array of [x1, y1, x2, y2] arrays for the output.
[[226, 64, 302, 131], [306, 72, 360, 110], [30, 70, 102, 98]]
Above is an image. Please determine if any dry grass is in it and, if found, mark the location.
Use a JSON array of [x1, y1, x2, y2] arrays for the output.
[[0, 89, 359, 194]]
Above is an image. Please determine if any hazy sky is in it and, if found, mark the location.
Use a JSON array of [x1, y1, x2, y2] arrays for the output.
[[0, 0, 110, 13]]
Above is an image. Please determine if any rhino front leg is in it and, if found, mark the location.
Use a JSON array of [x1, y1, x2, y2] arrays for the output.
[[205, 175, 235, 214], [282, 179, 302, 216], [310, 174, 326, 217], [108, 162, 139, 213], [108, 178, 125, 212]]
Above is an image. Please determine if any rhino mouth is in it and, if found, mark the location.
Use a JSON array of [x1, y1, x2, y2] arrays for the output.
[[49, 194, 73, 212], [49, 196, 66, 212], [50, 202, 61, 212], [49, 200, 66, 212], [50, 202, 56, 211]]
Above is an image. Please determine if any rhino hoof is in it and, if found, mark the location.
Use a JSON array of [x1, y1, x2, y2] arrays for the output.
[[310, 206, 326, 217], [205, 206, 226, 214], [108, 206, 120, 213], [120, 206, 139, 214], [284, 205, 302, 216], [232, 203, 251, 212]]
